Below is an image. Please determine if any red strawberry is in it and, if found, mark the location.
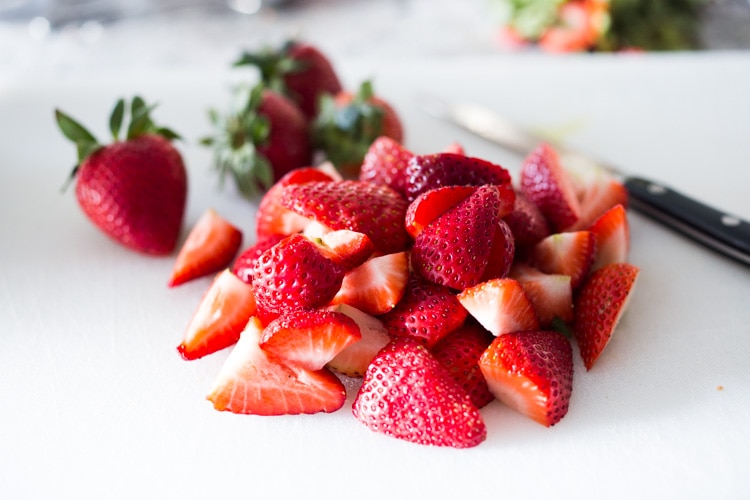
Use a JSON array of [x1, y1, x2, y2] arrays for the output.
[[520, 143, 581, 232], [531, 230, 596, 289], [352, 337, 486, 448], [177, 269, 257, 360], [259, 309, 361, 371], [231, 234, 286, 285], [326, 304, 391, 377], [539, 1, 608, 53], [168, 209, 242, 287], [279, 180, 409, 254], [378, 274, 468, 348], [431, 322, 495, 409], [504, 189, 551, 250], [480, 219, 516, 282], [358, 136, 413, 198], [317, 229, 375, 271], [56, 96, 187, 255], [588, 203, 630, 271], [235, 40, 342, 120], [207, 317, 346, 415], [313, 81, 403, 176], [202, 85, 312, 199], [510, 263, 573, 327], [251, 234, 346, 323], [404, 152, 512, 202], [330, 251, 409, 315], [574, 263, 640, 370], [568, 169, 629, 231], [479, 330, 574, 427], [457, 278, 540, 336], [404, 185, 478, 240]]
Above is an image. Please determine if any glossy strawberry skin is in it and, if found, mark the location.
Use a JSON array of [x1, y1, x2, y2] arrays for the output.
[[232, 234, 286, 285], [504, 189, 551, 251], [75, 134, 187, 255], [283, 42, 343, 119], [358, 136, 413, 198]]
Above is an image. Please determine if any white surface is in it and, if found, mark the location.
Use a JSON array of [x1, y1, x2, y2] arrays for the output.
[[2, 53, 750, 499]]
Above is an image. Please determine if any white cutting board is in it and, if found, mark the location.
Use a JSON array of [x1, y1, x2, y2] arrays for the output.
[[2, 54, 749, 499]]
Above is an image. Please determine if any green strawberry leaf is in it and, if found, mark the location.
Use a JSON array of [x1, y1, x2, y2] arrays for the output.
[[55, 109, 98, 145], [109, 98, 125, 141]]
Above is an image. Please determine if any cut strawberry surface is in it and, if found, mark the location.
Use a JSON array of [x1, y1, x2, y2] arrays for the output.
[[457, 278, 540, 337], [531, 230, 596, 289], [326, 304, 391, 377], [404, 185, 478, 240], [565, 160, 629, 231], [510, 263, 573, 327], [207, 317, 347, 415], [169, 209, 243, 287], [479, 330, 574, 427], [177, 270, 257, 361], [358, 135, 413, 198], [352, 338, 486, 448], [574, 262, 640, 370], [329, 251, 409, 315], [588, 204, 630, 271]]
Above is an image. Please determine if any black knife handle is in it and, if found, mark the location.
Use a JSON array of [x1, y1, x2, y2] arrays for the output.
[[624, 177, 750, 266]]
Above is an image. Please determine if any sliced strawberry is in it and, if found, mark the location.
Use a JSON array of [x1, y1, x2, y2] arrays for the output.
[[457, 278, 540, 336], [404, 185, 478, 240], [588, 204, 630, 271], [326, 304, 391, 377], [358, 136, 413, 198], [479, 330, 574, 427], [520, 143, 581, 232], [207, 317, 346, 415], [168, 209, 242, 287], [431, 322, 495, 409], [567, 164, 629, 231], [329, 251, 409, 315], [503, 189, 551, 251], [177, 269, 257, 360], [510, 263, 573, 327], [231, 234, 286, 285], [531, 230, 596, 289], [352, 337, 486, 448], [574, 263, 640, 370], [259, 309, 361, 371], [318, 229, 375, 270], [379, 274, 468, 348], [480, 219, 516, 282]]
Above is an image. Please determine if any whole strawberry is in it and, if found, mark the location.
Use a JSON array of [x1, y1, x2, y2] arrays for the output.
[[55, 96, 187, 255], [202, 84, 312, 199]]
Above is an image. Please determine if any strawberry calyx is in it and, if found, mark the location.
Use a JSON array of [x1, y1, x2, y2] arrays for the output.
[[234, 40, 307, 97]]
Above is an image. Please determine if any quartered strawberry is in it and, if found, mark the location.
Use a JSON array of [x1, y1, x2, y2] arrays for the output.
[[568, 169, 629, 231], [168, 209, 242, 287], [207, 317, 346, 415], [457, 278, 540, 337], [479, 330, 574, 427], [574, 262, 640, 370], [404, 185, 478, 240], [431, 322, 496, 409], [279, 180, 409, 254], [480, 219, 516, 282], [318, 229, 375, 271], [404, 152, 512, 202], [329, 251, 409, 315], [259, 309, 361, 371], [510, 263, 573, 327], [504, 189, 551, 251], [520, 143, 581, 232], [358, 136, 413, 198], [531, 230, 596, 289], [352, 337, 486, 448], [177, 269, 257, 360], [326, 304, 391, 377], [231, 234, 286, 285], [588, 204, 630, 271]]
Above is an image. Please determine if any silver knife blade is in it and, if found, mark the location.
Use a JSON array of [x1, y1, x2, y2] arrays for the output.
[[418, 94, 750, 267]]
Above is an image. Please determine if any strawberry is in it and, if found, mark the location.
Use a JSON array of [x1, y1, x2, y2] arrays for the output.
[[504, 189, 551, 251], [259, 309, 361, 371], [404, 152, 513, 203], [279, 180, 409, 254], [352, 337, 486, 448], [207, 317, 346, 415], [480, 219, 516, 282], [443, 141, 465, 155], [510, 263, 573, 327], [177, 269, 257, 360], [250, 234, 346, 323], [538, 0, 608, 53], [565, 160, 629, 231], [329, 251, 409, 315], [431, 322, 495, 409], [358, 136, 413, 198], [235, 40, 342, 120], [520, 143, 581, 232], [404, 185, 478, 240], [202, 84, 312, 199], [574, 263, 640, 370], [317, 229, 375, 271], [313, 81, 403, 176], [588, 204, 630, 271], [231, 234, 286, 285], [531, 230, 596, 289], [326, 304, 391, 377], [168, 209, 242, 287], [479, 330, 574, 427], [378, 274, 468, 348], [457, 278, 540, 336], [55, 96, 187, 255]]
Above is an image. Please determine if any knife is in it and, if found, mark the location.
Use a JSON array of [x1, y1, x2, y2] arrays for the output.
[[418, 95, 750, 267]]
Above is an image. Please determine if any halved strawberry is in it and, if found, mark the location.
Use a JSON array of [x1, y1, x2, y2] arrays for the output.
[[207, 317, 346, 415], [168, 209, 242, 287], [177, 269, 257, 360], [531, 230, 596, 289], [457, 278, 540, 336], [520, 143, 581, 232], [352, 337, 486, 448], [503, 189, 551, 251], [574, 263, 640, 370], [259, 309, 361, 371], [588, 204, 630, 271], [329, 251, 409, 315], [404, 185, 478, 240], [479, 330, 573, 427], [379, 274, 468, 348], [231, 234, 286, 285], [510, 263, 573, 327], [358, 135, 413, 198], [326, 304, 391, 377]]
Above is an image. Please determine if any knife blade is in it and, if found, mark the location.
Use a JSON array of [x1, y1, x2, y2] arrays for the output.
[[418, 95, 750, 267]]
